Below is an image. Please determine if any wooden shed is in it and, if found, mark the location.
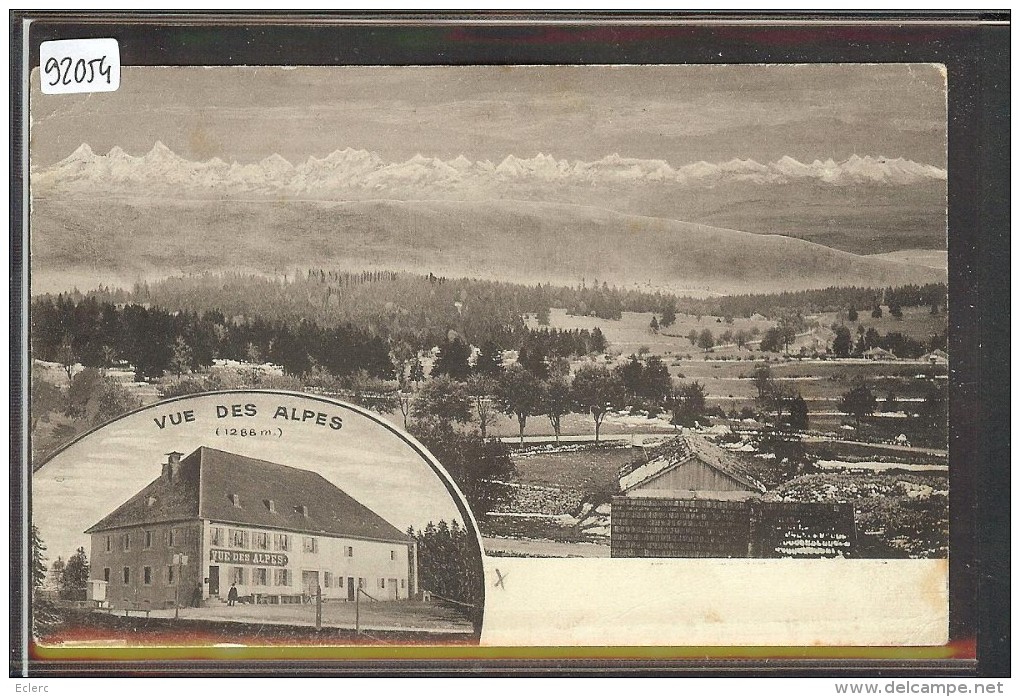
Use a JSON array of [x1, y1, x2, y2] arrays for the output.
[[619, 434, 767, 500]]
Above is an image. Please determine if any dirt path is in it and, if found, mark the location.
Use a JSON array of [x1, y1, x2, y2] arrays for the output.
[[484, 536, 611, 558], [499, 432, 672, 445], [132, 600, 475, 633], [499, 430, 947, 457], [801, 435, 948, 457]]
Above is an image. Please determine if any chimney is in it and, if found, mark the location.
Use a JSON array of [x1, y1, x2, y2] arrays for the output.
[[164, 451, 184, 482]]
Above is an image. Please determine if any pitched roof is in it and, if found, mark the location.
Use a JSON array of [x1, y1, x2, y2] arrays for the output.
[[86, 447, 410, 544], [619, 434, 768, 494], [84, 456, 202, 533]]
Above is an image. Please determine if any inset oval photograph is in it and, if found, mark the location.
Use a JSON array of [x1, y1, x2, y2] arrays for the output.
[[32, 390, 485, 647]]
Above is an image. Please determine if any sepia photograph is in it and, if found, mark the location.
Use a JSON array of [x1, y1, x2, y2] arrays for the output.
[[27, 62, 952, 651], [32, 392, 485, 647]]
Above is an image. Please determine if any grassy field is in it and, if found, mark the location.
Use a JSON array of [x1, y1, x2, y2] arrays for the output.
[[476, 444, 640, 545], [868, 249, 948, 270], [481, 515, 590, 543], [528, 308, 774, 357], [659, 359, 945, 428], [530, 306, 946, 362], [512, 444, 639, 494], [817, 305, 947, 343]]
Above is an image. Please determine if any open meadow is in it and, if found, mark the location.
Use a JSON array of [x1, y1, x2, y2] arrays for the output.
[[527, 308, 775, 357]]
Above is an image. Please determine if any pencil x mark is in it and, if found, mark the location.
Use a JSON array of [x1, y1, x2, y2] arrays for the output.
[[494, 568, 508, 589]]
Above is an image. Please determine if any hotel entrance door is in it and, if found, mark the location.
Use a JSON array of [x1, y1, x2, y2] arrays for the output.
[[302, 570, 319, 600], [208, 566, 220, 597]]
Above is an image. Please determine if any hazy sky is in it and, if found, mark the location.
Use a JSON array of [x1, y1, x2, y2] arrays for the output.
[[30, 64, 947, 168]]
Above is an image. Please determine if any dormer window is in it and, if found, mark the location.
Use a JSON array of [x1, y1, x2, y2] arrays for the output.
[[264, 499, 275, 513], [295, 505, 308, 517], [229, 494, 241, 508]]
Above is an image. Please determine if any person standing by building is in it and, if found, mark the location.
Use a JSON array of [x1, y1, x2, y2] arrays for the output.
[[227, 583, 238, 607]]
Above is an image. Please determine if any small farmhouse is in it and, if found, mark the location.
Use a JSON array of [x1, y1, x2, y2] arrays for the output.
[[862, 346, 897, 360], [86, 447, 416, 610]]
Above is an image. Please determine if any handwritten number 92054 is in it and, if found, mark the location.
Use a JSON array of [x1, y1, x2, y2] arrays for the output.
[[43, 55, 112, 87]]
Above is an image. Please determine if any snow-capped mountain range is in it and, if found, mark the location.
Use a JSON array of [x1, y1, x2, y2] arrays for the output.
[[34, 142, 947, 198]]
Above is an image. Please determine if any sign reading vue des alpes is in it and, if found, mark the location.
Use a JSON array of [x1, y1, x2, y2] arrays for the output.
[[210, 549, 288, 567]]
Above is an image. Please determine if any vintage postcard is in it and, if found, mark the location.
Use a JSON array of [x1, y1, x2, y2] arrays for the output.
[[27, 63, 950, 653]]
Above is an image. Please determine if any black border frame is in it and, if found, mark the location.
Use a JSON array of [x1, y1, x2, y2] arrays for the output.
[[9, 10, 1010, 677]]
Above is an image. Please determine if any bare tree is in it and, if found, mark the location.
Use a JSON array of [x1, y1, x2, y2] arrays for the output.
[[466, 374, 498, 439], [55, 335, 77, 383], [395, 374, 414, 429]]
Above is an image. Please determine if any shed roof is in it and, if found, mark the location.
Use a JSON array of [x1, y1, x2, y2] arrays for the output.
[[620, 434, 768, 494], [85, 447, 411, 544]]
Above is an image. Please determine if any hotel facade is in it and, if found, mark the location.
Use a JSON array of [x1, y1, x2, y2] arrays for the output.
[[86, 447, 416, 610]]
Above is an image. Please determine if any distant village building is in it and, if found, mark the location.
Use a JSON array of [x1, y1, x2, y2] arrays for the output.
[[921, 349, 949, 365], [619, 434, 767, 500], [862, 346, 897, 360], [86, 447, 416, 610]]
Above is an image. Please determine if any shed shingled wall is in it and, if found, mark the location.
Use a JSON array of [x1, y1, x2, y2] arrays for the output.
[[610, 497, 857, 559], [611, 497, 751, 558]]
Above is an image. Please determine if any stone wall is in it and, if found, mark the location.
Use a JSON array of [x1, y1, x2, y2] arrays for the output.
[[749, 501, 855, 559]]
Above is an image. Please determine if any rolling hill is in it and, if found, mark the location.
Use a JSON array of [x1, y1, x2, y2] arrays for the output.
[[30, 197, 944, 296]]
